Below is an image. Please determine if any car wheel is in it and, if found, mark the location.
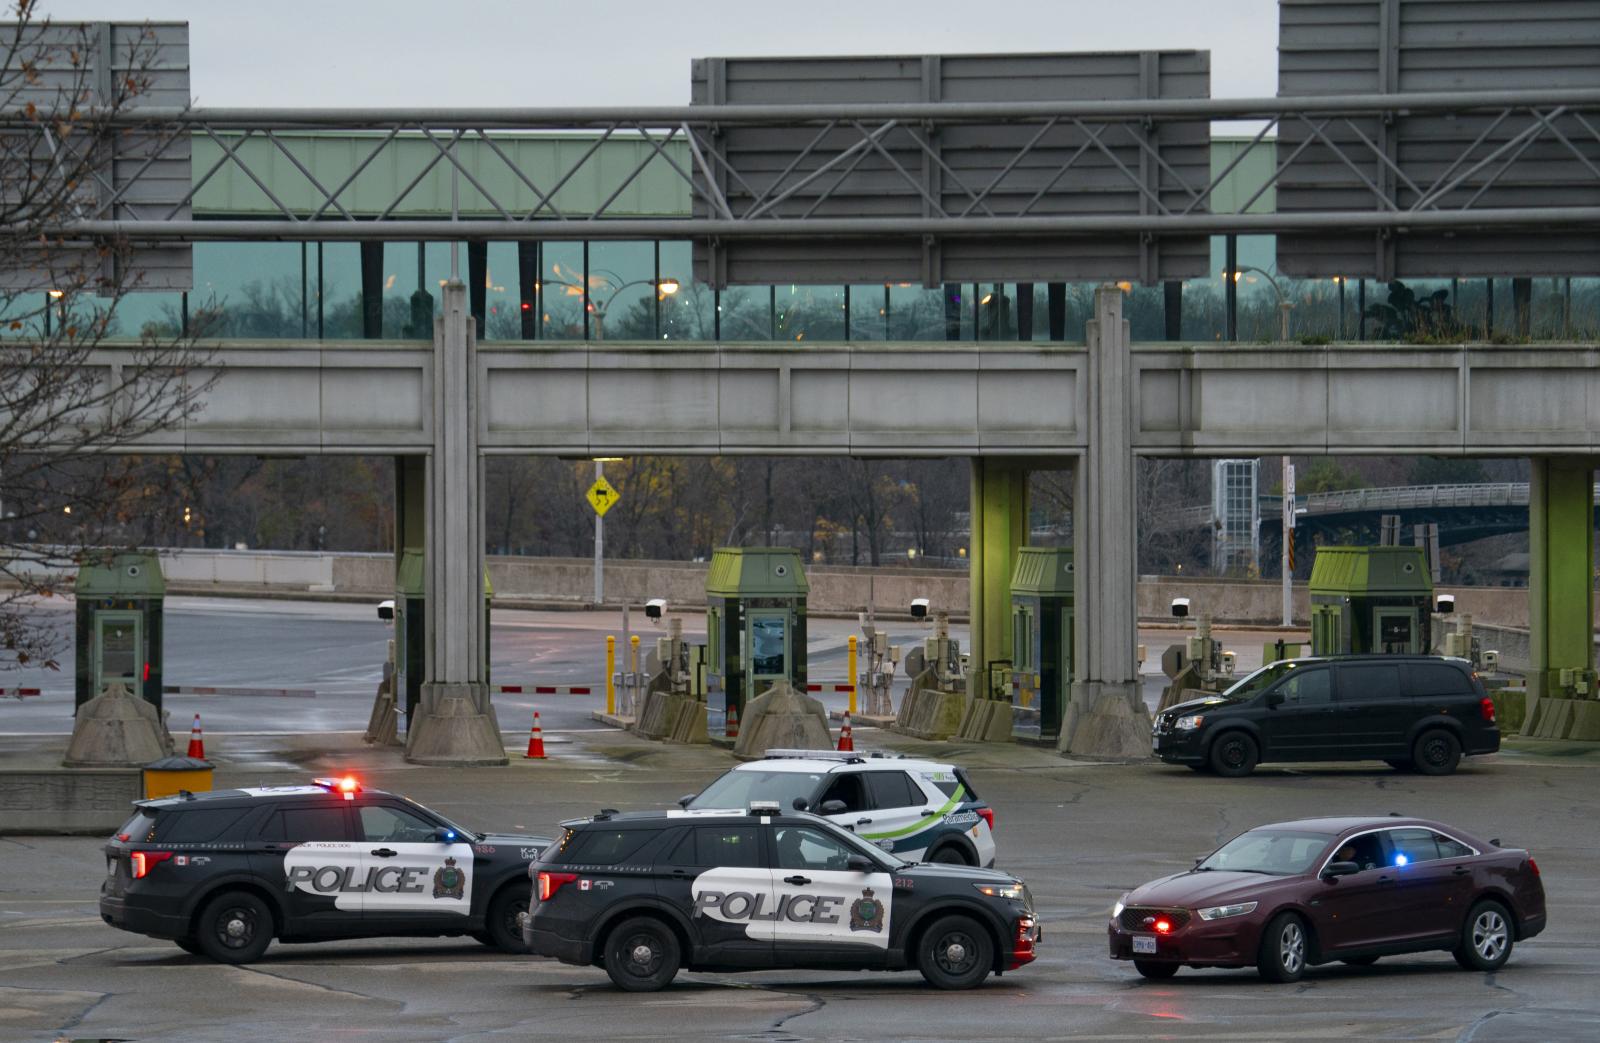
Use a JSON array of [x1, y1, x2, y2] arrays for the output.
[[486, 883, 532, 954], [929, 845, 971, 865], [1134, 959, 1179, 979], [195, 891, 273, 964], [175, 936, 205, 956], [1208, 731, 1259, 778], [1257, 912, 1308, 983], [1453, 900, 1514, 971], [603, 916, 680, 992], [1341, 955, 1380, 967], [917, 914, 994, 990], [1412, 729, 1462, 776], [1384, 759, 1412, 772]]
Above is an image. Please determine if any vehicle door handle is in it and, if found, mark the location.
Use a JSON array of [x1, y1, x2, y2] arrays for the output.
[[1452, 866, 1470, 876], [784, 875, 811, 886], [370, 848, 398, 858], [919, 809, 937, 817], [855, 817, 873, 826]]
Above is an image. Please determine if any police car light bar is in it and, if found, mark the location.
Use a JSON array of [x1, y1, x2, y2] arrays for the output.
[[763, 749, 866, 763], [312, 776, 361, 800]]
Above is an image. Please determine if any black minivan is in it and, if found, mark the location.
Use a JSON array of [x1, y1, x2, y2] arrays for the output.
[[1152, 655, 1499, 777]]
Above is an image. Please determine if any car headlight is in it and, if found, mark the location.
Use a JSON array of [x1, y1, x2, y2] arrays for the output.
[[973, 882, 1026, 900], [1111, 894, 1128, 919], [1175, 714, 1204, 730], [1196, 901, 1258, 921]]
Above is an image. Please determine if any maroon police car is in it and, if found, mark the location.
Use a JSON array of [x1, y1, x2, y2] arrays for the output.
[[1108, 816, 1544, 982]]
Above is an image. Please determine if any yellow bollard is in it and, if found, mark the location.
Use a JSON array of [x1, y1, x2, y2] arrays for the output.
[[630, 634, 640, 676], [847, 634, 858, 715], [606, 635, 616, 715]]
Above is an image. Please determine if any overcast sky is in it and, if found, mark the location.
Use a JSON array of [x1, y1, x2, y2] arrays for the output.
[[38, 0, 1281, 107]]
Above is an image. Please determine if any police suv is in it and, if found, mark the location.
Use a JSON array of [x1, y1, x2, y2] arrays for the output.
[[683, 750, 997, 867], [523, 803, 1039, 991], [99, 776, 550, 963]]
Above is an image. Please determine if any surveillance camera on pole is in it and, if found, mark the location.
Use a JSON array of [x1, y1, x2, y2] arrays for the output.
[[645, 598, 667, 622], [377, 598, 395, 622], [1435, 594, 1455, 614], [1170, 597, 1190, 619], [910, 597, 930, 621]]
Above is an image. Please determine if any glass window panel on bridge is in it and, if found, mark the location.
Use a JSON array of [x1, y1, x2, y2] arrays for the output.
[[657, 241, 715, 341], [318, 244, 364, 339], [190, 242, 307, 339], [539, 242, 586, 341], [848, 285, 887, 341], [483, 242, 520, 341], [775, 285, 844, 342], [885, 284, 947, 341], [587, 241, 656, 341]]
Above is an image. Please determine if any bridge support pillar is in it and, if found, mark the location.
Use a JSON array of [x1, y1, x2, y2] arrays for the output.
[[968, 458, 1028, 701], [1062, 285, 1151, 758], [1524, 456, 1597, 731], [405, 279, 506, 766]]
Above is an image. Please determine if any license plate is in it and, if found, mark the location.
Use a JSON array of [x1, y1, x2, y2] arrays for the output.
[[107, 857, 117, 877], [1132, 935, 1157, 954]]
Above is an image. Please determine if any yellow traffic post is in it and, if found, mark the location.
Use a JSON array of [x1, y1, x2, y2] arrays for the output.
[[630, 634, 640, 681], [606, 635, 616, 715], [847, 635, 858, 715]]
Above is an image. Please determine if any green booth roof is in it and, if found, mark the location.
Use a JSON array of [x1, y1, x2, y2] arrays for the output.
[[1009, 546, 1074, 596], [1309, 546, 1433, 597], [74, 551, 166, 597], [706, 547, 809, 597]]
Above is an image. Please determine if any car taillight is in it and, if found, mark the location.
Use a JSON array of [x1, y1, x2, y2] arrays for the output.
[[130, 851, 172, 879], [1480, 697, 1497, 723], [976, 807, 995, 832], [1528, 857, 1540, 877], [538, 871, 578, 901]]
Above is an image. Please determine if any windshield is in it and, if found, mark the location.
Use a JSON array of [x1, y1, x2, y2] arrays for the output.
[[688, 769, 826, 811], [1198, 828, 1332, 876], [1219, 660, 1302, 701]]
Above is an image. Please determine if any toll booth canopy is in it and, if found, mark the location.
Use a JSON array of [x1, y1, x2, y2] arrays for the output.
[[1309, 546, 1433, 656], [705, 547, 809, 728], [75, 551, 165, 711], [1009, 547, 1073, 741]]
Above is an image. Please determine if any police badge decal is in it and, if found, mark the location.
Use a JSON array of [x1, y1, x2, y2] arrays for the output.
[[432, 857, 466, 900], [849, 888, 884, 933]]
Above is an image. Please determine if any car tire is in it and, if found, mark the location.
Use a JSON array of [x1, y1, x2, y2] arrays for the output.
[[1412, 729, 1462, 776], [928, 845, 971, 866], [1453, 900, 1514, 972], [1134, 959, 1179, 979], [916, 914, 994, 990], [1208, 731, 1259, 778], [1257, 912, 1308, 983], [603, 916, 681, 992], [175, 936, 205, 956], [1384, 759, 1413, 772], [1341, 955, 1380, 967], [485, 883, 532, 954], [194, 891, 273, 964]]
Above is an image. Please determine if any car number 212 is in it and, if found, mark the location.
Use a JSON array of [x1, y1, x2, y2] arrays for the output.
[[1133, 936, 1157, 954]]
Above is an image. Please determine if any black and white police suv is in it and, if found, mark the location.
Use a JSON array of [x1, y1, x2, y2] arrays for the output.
[[523, 802, 1039, 991], [99, 775, 550, 963], [682, 750, 998, 867]]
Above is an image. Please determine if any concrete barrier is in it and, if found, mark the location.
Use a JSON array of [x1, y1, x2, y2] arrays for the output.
[[0, 768, 143, 834]]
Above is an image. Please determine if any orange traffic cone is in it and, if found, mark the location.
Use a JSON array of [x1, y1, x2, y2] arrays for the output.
[[726, 703, 740, 739], [525, 711, 546, 759], [837, 712, 854, 752], [186, 713, 205, 759]]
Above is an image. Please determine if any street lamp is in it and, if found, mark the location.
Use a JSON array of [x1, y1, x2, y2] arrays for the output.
[[1232, 265, 1294, 341], [539, 268, 681, 340]]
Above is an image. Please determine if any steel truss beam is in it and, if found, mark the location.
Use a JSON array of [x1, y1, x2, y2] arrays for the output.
[[0, 89, 1596, 243]]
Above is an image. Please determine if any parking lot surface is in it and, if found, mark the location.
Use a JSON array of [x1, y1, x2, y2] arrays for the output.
[[3, 730, 1597, 1041]]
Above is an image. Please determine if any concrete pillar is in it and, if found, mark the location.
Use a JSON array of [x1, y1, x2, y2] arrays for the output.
[[968, 458, 1028, 699], [405, 280, 506, 766], [1526, 456, 1596, 716], [1062, 285, 1152, 757]]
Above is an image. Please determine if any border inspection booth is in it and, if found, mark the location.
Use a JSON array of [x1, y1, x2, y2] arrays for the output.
[[1309, 546, 1434, 656], [705, 548, 809, 734], [75, 551, 165, 711], [1009, 547, 1074, 741]]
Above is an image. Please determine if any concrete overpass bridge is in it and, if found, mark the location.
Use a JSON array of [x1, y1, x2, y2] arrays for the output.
[[13, 18, 1600, 759]]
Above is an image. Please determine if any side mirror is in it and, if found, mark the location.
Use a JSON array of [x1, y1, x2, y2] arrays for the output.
[[846, 855, 874, 873], [677, 794, 694, 808], [1322, 860, 1360, 880], [792, 797, 809, 812], [1193, 856, 1205, 869], [1265, 691, 1285, 708], [820, 800, 847, 815]]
